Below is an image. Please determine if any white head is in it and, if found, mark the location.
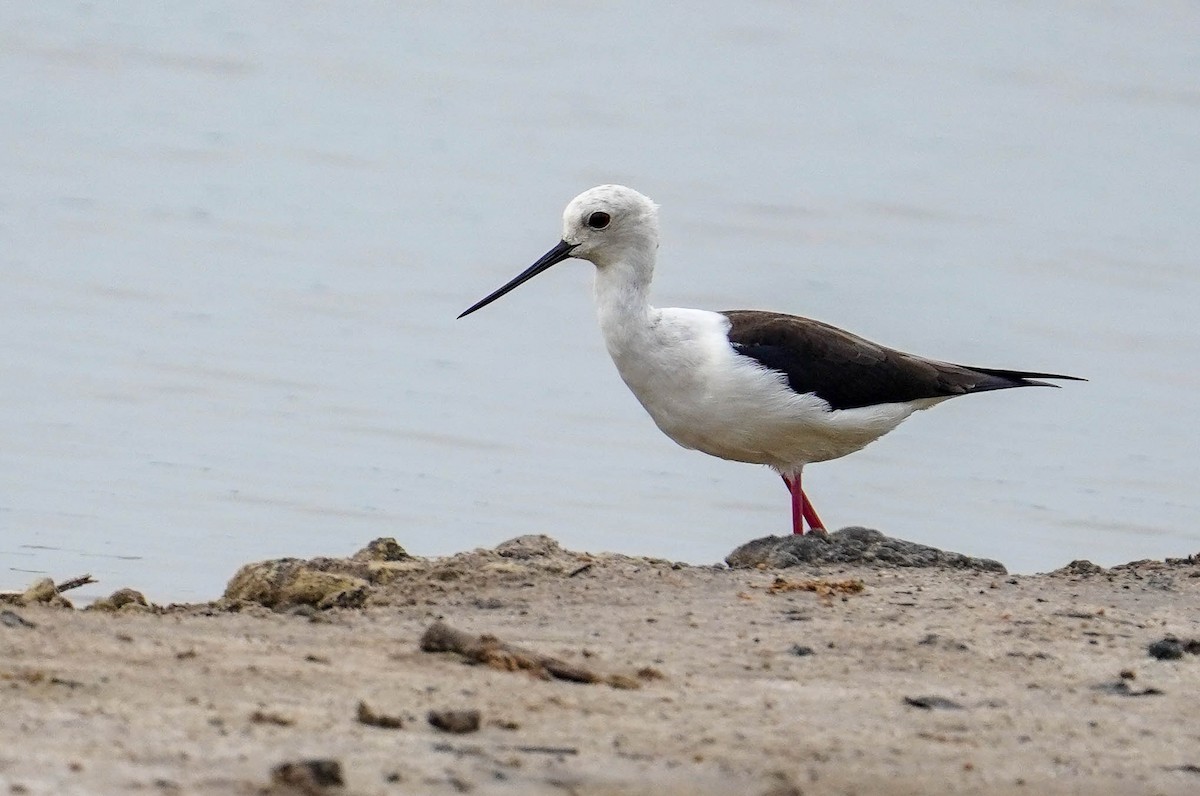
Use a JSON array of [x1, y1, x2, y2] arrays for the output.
[[560, 185, 659, 267], [458, 185, 659, 319]]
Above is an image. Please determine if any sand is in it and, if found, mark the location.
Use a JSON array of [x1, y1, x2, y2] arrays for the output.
[[2, 532, 1199, 795]]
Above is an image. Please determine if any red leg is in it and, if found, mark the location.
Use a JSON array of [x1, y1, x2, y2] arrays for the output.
[[782, 474, 804, 535], [780, 474, 827, 535], [801, 488, 826, 534]]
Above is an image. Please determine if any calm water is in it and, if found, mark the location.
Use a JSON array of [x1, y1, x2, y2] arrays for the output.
[[2, 2, 1198, 602]]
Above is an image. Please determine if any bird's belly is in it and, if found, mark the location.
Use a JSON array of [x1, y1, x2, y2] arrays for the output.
[[616, 349, 916, 470], [653, 401, 906, 468]]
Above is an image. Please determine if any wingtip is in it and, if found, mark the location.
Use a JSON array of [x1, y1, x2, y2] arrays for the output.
[[1028, 375, 1086, 389]]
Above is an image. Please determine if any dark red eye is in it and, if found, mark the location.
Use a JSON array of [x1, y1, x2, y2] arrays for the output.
[[587, 211, 611, 229]]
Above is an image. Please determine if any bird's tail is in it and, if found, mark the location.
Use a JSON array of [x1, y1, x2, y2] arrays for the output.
[[966, 366, 1086, 390]]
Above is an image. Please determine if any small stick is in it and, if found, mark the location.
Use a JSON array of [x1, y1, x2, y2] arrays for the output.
[[420, 621, 637, 688], [55, 574, 96, 594]]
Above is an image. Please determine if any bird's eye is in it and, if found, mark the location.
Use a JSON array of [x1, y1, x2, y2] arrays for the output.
[[587, 211, 611, 230]]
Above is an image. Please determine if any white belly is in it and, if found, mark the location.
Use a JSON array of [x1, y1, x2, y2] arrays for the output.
[[600, 307, 924, 471]]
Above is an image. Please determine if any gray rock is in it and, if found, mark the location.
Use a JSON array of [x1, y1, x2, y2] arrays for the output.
[[1051, 559, 1106, 576], [1148, 637, 1186, 660], [725, 527, 1006, 573], [495, 535, 563, 559], [428, 708, 481, 734], [351, 537, 410, 562]]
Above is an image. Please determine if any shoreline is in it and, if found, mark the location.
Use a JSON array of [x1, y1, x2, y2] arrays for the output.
[[3, 532, 1199, 795]]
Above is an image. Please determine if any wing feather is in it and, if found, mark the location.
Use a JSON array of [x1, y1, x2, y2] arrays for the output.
[[722, 310, 1082, 411]]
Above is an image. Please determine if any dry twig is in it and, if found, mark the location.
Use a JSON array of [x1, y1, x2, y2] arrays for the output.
[[420, 621, 645, 689], [55, 574, 96, 594]]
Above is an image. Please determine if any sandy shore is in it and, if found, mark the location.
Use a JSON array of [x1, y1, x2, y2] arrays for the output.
[[2, 531, 1199, 795]]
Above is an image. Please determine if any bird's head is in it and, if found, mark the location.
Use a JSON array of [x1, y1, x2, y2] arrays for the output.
[[458, 185, 659, 319]]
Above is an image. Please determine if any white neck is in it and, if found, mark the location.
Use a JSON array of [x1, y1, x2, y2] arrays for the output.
[[592, 248, 656, 347]]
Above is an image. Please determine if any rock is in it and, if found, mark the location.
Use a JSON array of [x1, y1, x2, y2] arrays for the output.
[[89, 588, 150, 612], [356, 700, 403, 729], [18, 578, 72, 609], [494, 535, 563, 559], [223, 559, 372, 610], [1051, 560, 1106, 576], [1148, 637, 1186, 660], [270, 759, 344, 793], [726, 527, 1006, 573], [760, 771, 804, 796], [316, 584, 370, 610], [427, 708, 481, 734], [22, 578, 58, 603], [351, 538, 410, 562], [0, 609, 36, 628]]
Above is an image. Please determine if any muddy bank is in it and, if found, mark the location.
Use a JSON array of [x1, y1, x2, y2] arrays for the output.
[[2, 532, 1199, 795]]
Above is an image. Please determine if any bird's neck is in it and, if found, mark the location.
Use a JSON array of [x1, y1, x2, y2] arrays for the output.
[[593, 253, 655, 343]]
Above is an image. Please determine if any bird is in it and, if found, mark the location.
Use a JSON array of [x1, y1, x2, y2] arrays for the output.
[[458, 185, 1082, 536]]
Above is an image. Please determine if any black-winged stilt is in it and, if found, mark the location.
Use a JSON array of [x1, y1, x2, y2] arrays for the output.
[[459, 185, 1082, 536]]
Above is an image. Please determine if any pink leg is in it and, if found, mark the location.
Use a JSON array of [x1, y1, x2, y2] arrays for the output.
[[782, 474, 804, 535], [780, 474, 828, 535], [801, 488, 826, 534]]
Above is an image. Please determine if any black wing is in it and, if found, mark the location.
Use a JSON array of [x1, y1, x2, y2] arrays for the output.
[[723, 310, 1083, 411]]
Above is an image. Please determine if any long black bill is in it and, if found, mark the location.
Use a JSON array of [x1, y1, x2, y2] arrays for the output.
[[458, 239, 578, 319]]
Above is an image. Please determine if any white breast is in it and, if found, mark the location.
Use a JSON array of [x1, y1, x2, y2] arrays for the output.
[[598, 307, 921, 470]]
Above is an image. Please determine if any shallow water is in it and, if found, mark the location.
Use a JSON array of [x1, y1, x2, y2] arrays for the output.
[[2, 2, 1198, 602]]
